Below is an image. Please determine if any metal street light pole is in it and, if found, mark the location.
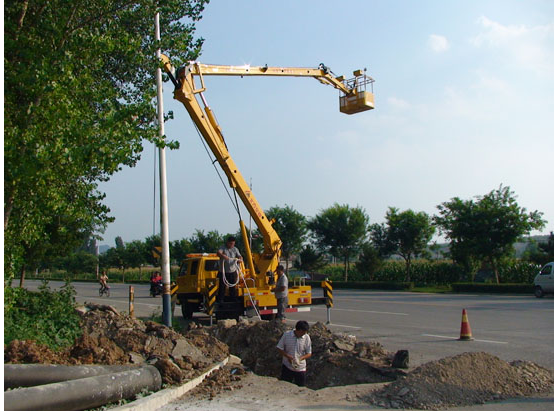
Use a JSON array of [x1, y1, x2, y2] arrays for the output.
[[155, 12, 171, 327]]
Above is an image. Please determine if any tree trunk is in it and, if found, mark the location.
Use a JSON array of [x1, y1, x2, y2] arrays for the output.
[[4, 195, 14, 231], [343, 255, 348, 282], [19, 264, 26, 288], [406, 256, 412, 282], [491, 259, 500, 284]]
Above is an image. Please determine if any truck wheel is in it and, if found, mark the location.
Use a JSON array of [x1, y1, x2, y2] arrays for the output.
[[181, 302, 194, 319], [534, 286, 544, 298]]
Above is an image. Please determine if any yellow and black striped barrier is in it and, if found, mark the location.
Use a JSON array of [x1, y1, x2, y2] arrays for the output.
[[322, 280, 333, 307], [206, 282, 218, 324], [170, 284, 179, 303], [170, 283, 178, 316], [322, 280, 333, 324]]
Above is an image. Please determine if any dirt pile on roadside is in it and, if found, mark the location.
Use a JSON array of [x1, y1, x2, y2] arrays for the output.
[[4, 303, 228, 385], [186, 363, 248, 399], [365, 352, 553, 410], [210, 319, 400, 390]]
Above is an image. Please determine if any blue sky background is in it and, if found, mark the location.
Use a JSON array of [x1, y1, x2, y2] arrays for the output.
[[98, 1, 554, 246]]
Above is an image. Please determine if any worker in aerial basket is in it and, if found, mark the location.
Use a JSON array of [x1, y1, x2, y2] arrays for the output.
[[216, 236, 243, 302], [276, 320, 312, 387]]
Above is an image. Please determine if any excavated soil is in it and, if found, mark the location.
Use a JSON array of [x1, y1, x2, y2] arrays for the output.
[[4, 303, 228, 385], [5, 305, 553, 410], [210, 319, 401, 389], [365, 352, 553, 410]]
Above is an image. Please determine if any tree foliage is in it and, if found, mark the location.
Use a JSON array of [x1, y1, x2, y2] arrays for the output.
[[266, 205, 308, 271], [434, 186, 546, 283], [4, 0, 209, 279], [370, 207, 435, 281], [295, 244, 327, 273], [5, 281, 82, 350], [355, 243, 384, 281], [308, 204, 369, 281], [189, 229, 224, 253]]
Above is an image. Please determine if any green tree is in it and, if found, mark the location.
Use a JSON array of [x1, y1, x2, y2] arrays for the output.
[[4, 0, 208, 280], [125, 240, 147, 269], [371, 208, 435, 282], [524, 232, 554, 266], [355, 243, 383, 281], [538, 232, 554, 262], [308, 204, 369, 281], [58, 250, 98, 276], [190, 230, 223, 253], [434, 186, 546, 283], [170, 238, 193, 264], [295, 244, 327, 273], [143, 235, 162, 266], [266, 205, 308, 272]]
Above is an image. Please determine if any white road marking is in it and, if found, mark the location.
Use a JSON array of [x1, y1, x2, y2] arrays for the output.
[[285, 319, 361, 330], [312, 306, 408, 316], [422, 334, 508, 344]]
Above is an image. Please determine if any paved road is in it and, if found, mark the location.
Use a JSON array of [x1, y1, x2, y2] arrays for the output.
[[20, 280, 554, 370], [287, 289, 554, 370]]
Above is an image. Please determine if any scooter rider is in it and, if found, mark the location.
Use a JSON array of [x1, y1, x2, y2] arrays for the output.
[[150, 271, 163, 296]]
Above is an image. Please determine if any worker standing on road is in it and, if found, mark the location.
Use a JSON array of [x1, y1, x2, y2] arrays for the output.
[[216, 236, 243, 302], [276, 320, 312, 387], [274, 265, 288, 322]]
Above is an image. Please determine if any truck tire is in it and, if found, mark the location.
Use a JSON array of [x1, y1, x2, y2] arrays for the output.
[[181, 302, 194, 319]]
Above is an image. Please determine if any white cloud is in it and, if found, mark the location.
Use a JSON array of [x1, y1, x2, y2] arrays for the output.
[[387, 96, 411, 109], [471, 16, 554, 74], [428, 34, 450, 52]]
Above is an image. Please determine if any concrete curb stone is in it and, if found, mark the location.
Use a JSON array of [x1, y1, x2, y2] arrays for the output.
[[113, 357, 229, 411]]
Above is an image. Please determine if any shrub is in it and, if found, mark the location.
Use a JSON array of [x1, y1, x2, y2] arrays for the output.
[[4, 281, 82, 350]]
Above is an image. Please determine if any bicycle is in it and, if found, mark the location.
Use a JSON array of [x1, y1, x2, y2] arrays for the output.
[[99, 284, 110, 297]]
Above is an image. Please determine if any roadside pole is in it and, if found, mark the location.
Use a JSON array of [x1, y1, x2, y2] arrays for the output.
[[155, 12, 172, 327]]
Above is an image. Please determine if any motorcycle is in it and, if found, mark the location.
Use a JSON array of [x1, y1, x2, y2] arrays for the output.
[[150, 281, 163, 297]]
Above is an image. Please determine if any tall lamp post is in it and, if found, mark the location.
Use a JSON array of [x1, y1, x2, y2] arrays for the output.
[[155, 12, 171, 327]]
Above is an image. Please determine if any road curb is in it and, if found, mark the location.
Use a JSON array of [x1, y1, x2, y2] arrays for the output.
[[113, 357, 229, 411]]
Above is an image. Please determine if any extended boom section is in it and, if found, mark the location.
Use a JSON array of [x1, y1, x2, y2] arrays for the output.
[[162, 55, 374, 320]]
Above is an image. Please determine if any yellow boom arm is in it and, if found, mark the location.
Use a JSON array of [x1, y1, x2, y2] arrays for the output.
[[161, 56, 374, 284]]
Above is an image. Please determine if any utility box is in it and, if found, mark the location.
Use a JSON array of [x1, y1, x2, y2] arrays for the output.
[[340, 91, 375, 114]]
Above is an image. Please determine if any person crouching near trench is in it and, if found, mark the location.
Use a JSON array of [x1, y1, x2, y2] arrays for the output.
[[276, 320, 312, 387]]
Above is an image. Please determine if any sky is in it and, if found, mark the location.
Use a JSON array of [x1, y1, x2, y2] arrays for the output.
[[98, 0, 554, 247]]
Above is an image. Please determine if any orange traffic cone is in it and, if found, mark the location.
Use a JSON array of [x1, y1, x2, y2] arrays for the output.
[[459, 309, 474, 341]]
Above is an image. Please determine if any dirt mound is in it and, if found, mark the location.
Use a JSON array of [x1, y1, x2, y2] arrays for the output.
[[365, 352, 553, 410], [210, 319, 400, 390], [187, 364, 248, 399], [4, 304, 228, 385]]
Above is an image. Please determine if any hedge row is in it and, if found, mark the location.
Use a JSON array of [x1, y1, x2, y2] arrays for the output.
[[317, 260, 541, 285], [306, 280, 413, 291]]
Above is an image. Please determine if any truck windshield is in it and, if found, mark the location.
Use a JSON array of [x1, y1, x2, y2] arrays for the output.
[[205, 260, 219, 272]]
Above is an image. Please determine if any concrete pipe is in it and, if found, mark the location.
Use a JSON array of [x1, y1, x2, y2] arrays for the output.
[[4, 364, 142, 389], [4, 365, 162, 411]]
